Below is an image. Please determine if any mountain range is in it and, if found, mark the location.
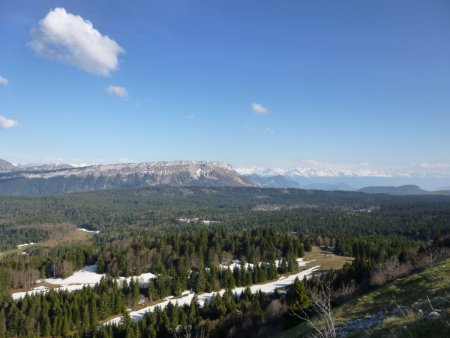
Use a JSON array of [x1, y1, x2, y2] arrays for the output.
[[0, 159, 449, 196], [237, 166, 450, 191], [0, 159, 73, 173], [0, 160, 254, 196]]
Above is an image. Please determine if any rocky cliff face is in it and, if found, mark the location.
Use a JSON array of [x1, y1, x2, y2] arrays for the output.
[[0, 160, 255, 196]]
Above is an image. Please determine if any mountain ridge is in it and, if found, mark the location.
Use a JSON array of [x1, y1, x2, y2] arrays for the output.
[[1, 159, 449, 196], [0, 160, 255, 196], [358, 184, 426, 195]]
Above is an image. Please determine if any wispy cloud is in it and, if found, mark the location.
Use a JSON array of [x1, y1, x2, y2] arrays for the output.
[[29, 8, 124, 76], [0, 76, 9, 86], [252, 102, 269, 115], [106, 85, 128, 99], [0, 115, 18, 129], [266, 127, 275, 134]]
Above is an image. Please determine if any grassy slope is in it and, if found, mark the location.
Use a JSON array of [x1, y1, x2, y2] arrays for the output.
[[0, 223, 92, 259], [304, 246, 354, 271], [278, 257, 450, 337]]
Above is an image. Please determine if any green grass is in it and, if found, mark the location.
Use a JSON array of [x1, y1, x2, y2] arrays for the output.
[[276, 258, 450, 337], [334, 258, 450, 323]]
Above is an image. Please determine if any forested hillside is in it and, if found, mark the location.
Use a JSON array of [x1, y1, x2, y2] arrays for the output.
[[0, 187, 449, 337]]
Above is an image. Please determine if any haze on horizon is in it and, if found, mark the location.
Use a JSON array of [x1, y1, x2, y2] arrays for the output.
[[1, 1, 449, 178]]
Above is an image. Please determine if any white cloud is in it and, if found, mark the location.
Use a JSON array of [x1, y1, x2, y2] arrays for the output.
[[106, 85, 128, 99], [252, 102, 269, 115], [118, 158, 130, 163], [29, 7, 124, 76], [0, 115, 19, 129], [266, 127, 275, 134], [0, 76, 9, 86]]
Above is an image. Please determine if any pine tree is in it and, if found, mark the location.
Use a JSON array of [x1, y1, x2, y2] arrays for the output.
[[286, 278, 312, 313], [0, 309, 7, 337], [89, 298, 98, 331]]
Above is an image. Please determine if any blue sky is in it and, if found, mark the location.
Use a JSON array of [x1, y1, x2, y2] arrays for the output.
[[0, 0, 449, 173]]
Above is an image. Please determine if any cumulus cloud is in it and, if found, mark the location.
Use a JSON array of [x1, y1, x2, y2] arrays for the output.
[[0, 115, 18, 129], [106, 85, 128, 99], [29, 7, 124, 76], [252, 102, 269, 115], [0, 76, 9, 86]]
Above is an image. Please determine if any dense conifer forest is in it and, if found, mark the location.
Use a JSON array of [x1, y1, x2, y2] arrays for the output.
[[0, 187, 449, 337]]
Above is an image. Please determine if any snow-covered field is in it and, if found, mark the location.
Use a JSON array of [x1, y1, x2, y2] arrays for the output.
[[11, 265, 156, 300], [11, 286, 49, 300], [11, 257, 317, 320], [105, 265, 320, 326]]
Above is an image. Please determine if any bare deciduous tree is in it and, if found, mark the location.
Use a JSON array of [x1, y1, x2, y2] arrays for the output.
[[288, 280, 336, 338]]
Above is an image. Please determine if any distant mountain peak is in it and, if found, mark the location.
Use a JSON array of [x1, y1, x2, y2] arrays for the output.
[[236, 166, 392, 178], [0, 159, 16, 172], [0, 159, 73, 173]]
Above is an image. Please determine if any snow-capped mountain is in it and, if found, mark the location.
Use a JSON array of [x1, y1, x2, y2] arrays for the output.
[[0, 159, 16, 173], [236, 162, 450, 180], [0, 159, 73, 173], [236, 166, 393, 178], [0, 160, 255, 196], [16, 163, 74, 171], [237, 164, 450, 191]]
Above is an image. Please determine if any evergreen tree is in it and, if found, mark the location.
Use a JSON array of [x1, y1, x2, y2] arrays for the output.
[[286, 278, 312, 313]]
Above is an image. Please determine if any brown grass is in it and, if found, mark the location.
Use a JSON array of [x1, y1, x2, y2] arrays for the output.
[[0, 223, 93, 258], [304, 246, 354, 271]]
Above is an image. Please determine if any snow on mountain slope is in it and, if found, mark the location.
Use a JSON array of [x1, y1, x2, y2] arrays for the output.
[[0, 161, 255, 195], [236, 166, 393, 178]]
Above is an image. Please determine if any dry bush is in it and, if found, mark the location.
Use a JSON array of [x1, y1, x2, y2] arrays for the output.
[[264, 299, 287, 321], [289, 280, 336, 338], [10, 269, 40, 288]]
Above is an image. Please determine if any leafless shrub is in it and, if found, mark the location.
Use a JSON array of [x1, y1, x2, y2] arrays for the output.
[[289, 280, 336, 338], [370, 256, 414, 287], [264, 299, 287, 321], [219, 251, 233, 265], [10, 269, 40, 288], [333, 281, 357, 303]]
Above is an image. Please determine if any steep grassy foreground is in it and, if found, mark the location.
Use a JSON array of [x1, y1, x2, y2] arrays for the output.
[[280, 257, 450, 337]]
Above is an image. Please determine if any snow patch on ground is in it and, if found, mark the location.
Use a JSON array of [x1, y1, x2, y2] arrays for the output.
[[297, 258, 313, 267], [41, 265, 103, 285], [219, 260, 255, 270], [11, 286, 49, 301], [105, 265, 320, 326], [12, 265, 156, 300], [17, 243, 34, 248], [77, 228, 101, 234], [178, 218, 220, 225], [219, 258, 313, 270]]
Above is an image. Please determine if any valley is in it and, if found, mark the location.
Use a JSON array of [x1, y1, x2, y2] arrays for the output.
[[0, 185, 448, 337], [3, 1, 449, 336]]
